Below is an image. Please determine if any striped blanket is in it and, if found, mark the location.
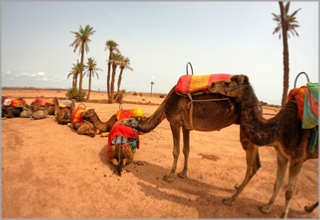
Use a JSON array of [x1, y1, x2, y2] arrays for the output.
[[287, 82, 318, 129], [175, 73, 233, 94]]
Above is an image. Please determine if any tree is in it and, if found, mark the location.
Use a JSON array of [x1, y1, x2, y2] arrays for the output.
[[272, 1, 301, 106], [105, 40, 120, 103], [116, 56, 133, 96], [150, 81, 155, 97], [67, 60, 82, 89], [108, 52, 122, 103], [85, 57, 102, 101], [70, 25, 96, 92]]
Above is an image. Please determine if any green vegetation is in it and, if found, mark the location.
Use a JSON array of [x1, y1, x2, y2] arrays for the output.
[[66, 87, 86, 101]]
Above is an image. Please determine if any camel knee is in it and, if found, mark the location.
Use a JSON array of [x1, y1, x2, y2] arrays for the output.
[[285, 189, 294, 201]]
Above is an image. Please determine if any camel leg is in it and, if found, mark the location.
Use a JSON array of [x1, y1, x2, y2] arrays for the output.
[[107, 145, 119, 166], [163, 124, 181, 182], [305, 201, 318, 213], [223, 142, 260, 205], [280, 159, 303, 218], [261, 150, 288, 214], [223, 129, 261, 206], [177, 127, 190, 179], [122, 144, 134, 166]]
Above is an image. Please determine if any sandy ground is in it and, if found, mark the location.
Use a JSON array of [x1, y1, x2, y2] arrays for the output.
[[1, 88, 318, 218]]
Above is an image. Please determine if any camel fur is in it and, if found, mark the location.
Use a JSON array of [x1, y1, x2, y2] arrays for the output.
[[121, 84, 262, 206], [209, 74, 318, 218], [83, 108, 141, 174], [82, 108, 117, 137], [32, 102, 50, 120], [69, 103, 96, 137], [53, 97, 73, 125]]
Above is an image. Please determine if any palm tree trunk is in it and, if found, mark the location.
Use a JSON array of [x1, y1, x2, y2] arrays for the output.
[[79, 44, 85, 91], [279, 2, 290, 107], [110, 63, 117, 103], [87, 71, 92, 101], [107, 62, 112, 103]]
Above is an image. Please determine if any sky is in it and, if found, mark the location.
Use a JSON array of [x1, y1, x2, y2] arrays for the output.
[[1, 1, 318, 105]]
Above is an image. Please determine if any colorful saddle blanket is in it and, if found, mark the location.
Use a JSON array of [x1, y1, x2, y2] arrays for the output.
[[106, 108, 144, 159], [72, 106, 86, 124], [175, 73, 233, 93], [287, 82, 318, 129], [10, 99, 26, 107], [33, 98, 55, 107]]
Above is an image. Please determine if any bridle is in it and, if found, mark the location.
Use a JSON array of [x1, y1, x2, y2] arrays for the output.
[[225, 83, 250, 94]]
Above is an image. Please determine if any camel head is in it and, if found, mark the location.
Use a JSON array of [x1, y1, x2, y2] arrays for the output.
[[120, 116, 140, 128], [83, 109, 96, 118], [209, 74, 250, 97]]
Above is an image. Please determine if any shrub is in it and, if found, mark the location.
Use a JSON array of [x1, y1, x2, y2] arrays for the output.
[[66, 87, 86, 101], [133, 91, 137, 96]]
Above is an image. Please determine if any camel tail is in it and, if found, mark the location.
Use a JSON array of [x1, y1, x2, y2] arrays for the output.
[[116, 143, 123, 176]]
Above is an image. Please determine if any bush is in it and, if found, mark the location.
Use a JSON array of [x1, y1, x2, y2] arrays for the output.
[[133, 91, 137, 96], [159, 95, 165, 98], [66, 87, 86, 101]]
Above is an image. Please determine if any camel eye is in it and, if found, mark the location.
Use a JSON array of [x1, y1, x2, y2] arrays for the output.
[[224, 81, 230, 86]]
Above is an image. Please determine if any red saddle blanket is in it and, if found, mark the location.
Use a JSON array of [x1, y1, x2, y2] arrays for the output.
[[33, 98, 55, 107], [11, 99, 27, 107], [175, 73, 233, 93]]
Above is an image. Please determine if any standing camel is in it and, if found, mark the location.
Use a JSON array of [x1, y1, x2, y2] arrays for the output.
[[209, 74, 318, 218], [121, 76, 262, 206]]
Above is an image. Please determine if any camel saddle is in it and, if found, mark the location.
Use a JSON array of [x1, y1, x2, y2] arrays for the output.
[[175, 73, 233, 94], [287, 82, 318, 129], [175, 73, 233, 130], [33, 98, 55, 107]]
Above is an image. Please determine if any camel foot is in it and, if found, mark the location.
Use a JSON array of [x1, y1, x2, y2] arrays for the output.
[[177, 171, 187, 179], [223, 197, 235, 206], [304, 205, 315, 213], [112, 159, 119, 166], [234, 183, 241, 190], [280, 213, 287, 218], [163, 174, 175, 182], [100, 132, 109, 137], [260, 204, 272, 214]]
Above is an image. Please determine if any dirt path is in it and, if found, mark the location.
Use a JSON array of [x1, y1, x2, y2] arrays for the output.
[[1, 89, 318, 218]]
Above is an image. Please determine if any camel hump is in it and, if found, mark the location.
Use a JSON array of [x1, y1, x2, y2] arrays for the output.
[[175, 73, 233, 93]]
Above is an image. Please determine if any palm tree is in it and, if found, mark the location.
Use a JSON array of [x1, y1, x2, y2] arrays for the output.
[[108, 52, 122, 103], [67, 60, 82, 89], [70, 24, 96, 92], [85, 57, 102, 101], [272, 1, 301, 106], [116, 56, 133, 95], [105, 40, 120, 103], [150, 81, 155, 97]]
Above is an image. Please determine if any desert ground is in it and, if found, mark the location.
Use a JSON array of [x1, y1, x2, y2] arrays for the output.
[[1, 88, 318, 218]]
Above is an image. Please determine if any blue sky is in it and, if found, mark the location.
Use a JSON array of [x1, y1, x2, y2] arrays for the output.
[[1, 1, 318, 105]]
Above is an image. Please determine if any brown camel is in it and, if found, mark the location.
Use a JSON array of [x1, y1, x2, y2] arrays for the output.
[[32, 102, 50, 120], [82, 108, 117, 136], [69, 103, 96, 137], [121, 82, 262, 206], [30, 98, 55, 115], [19, 104, 33, 118], [209, 74, 318, 218], [53, 97, 73, 125], [83, 108, 141, 174]]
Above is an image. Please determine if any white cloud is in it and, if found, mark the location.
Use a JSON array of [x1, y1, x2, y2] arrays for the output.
[[37, 72, 45, 76], [21, 72, 29, 76], [29, 74, 36, 77]]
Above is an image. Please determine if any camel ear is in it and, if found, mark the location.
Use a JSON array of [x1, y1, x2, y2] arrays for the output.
[[237, 74, 249, 85]]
